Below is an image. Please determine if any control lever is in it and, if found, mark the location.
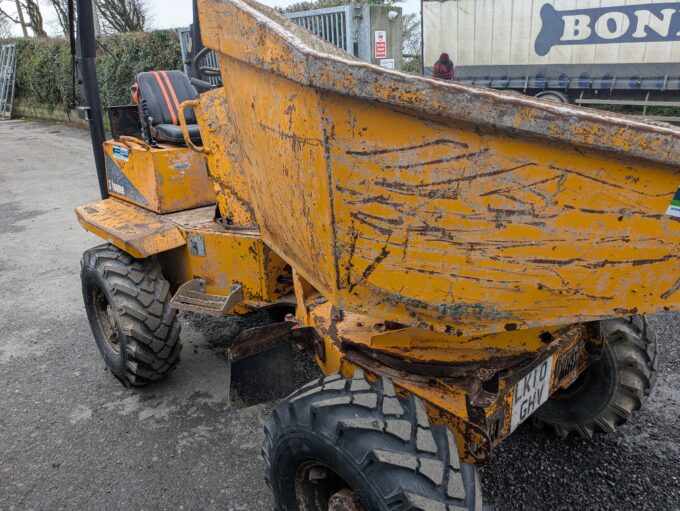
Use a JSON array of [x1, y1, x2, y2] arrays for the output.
[[190, 77, 219, 92], [140, 99, 158, 148]]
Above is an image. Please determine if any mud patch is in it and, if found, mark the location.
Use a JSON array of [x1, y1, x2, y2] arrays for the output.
[[67, 405, 93, 424], [181, 310, 273, 357], [0, 202, 47, 234], [0, 258, 14, 274], [181, 311, 322, 403]]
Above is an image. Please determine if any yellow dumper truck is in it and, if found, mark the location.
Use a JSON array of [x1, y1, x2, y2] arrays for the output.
[[71, 0, 678, 508]]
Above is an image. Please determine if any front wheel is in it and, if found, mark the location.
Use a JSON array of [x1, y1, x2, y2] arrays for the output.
[[262, 369, 484, 511], [533, 316, 658, 439], [81, 244, 182, 386]]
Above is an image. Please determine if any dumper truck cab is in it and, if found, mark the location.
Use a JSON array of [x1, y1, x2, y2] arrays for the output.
[[71, 0, 678, 508]]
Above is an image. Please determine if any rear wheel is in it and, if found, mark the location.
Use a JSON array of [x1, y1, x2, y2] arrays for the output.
[[81, 243, 182, 386], [263, 369, 484, 511], [532, 316, 658, 439], [535, 90, 570, 103]]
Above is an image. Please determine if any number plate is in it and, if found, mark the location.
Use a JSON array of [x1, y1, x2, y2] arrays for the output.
[[511, 356, 553, 431]]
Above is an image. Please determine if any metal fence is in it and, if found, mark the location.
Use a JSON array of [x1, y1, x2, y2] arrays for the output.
[[286, 6, 355, 54], [0, 44, 17, 121], [179, 6, 359, 80]]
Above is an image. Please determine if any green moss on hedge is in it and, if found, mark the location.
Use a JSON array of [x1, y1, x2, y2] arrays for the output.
[[6, 29, 182, 110]]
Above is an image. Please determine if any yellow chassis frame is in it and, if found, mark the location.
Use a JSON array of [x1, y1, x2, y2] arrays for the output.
[[76, 198, 293, 310], [293, 271, 602, 464], [76, 195, 600, 464]]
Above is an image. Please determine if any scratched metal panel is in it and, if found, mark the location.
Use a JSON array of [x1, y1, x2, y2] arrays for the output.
[[216, 55, 339, 296], [199, 0, 680, 337], [322, 95, 680, 334]]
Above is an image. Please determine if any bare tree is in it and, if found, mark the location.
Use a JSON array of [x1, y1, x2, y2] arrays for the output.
[[22, 0, 45, 36], [45, 0, 102, 37], [47, 0, 69, 36], [0, 0, 45, 36], [13, 0, 28, 36], [95, 0, 147, 32], [401, 12, 421, 73], [0, 1, 25, 36], [0, 12, 12, 37]]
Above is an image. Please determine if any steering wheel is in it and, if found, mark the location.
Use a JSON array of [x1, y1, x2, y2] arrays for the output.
[[192, 46, 222, 81]]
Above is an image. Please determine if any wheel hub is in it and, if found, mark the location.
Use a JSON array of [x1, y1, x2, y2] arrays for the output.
[[93, 287, 120, 354], [295, 462, 366, 511], [328, 488, 365, 511]]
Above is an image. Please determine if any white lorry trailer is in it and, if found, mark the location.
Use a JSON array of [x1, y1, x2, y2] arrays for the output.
[[422, 0, 680, 118]]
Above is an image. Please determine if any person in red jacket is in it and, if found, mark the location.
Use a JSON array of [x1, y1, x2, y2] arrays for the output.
[[432, 53, 454, 80]]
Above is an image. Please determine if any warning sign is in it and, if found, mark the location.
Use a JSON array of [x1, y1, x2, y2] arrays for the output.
[[374, 30, 387, 58]]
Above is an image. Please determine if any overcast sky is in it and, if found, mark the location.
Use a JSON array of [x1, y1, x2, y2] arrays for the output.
[[5, 0, 419, 36]]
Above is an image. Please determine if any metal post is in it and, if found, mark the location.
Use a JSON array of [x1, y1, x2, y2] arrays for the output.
[[344, 6, 353, 54], [14, 0, 29, 38], [355, 5, 370, 63], [74, 0, 108, 199], [92, 0, 102, 36]]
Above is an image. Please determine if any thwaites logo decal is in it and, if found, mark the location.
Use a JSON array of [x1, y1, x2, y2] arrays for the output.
[[535, 2, 680, 56], [667, 186, 680, 218], [104, 153, 150, 206]]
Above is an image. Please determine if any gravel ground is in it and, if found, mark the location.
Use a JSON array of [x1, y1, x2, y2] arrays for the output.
[[1, 120, 678, 510], [484, 313, 680, 510]]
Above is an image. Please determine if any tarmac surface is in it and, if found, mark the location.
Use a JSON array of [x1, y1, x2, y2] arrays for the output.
[[0, 120, 678, 511]]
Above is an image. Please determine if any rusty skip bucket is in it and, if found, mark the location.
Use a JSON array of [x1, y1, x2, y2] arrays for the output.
[[197, 0, 680, 338]]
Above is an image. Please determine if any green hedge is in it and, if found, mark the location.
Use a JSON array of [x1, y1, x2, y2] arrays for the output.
[[6, 29, 182, 110]]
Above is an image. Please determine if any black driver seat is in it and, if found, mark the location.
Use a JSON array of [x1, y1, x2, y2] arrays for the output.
[[136, 70, 202, 145]]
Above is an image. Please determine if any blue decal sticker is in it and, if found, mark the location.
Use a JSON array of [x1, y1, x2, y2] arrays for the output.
[[666, 186, 680, 218], [535, 3, 680, 57], [112, 145, 129, 161], [673, 187, 680, 204], [105, 153, 149, 206]]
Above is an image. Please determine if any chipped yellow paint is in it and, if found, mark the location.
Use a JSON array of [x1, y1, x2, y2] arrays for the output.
[[103, 140, 215, 214], [295, 271, 592, 463], [77, 197, 292, 307], [192, 89, 258, 228], [75, 199, 186, 258], [72, 0, 679, 466], [366, 325, 566, 365], [158, 223, 292, 303], [198, 0, 680, 339], [199, 0, 679, 165]]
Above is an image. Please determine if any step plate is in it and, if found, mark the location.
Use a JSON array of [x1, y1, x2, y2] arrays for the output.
[[170, 278, 243, 316]]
